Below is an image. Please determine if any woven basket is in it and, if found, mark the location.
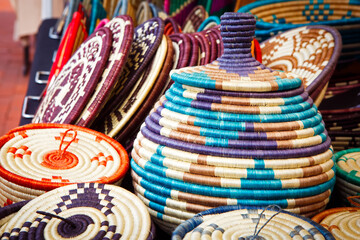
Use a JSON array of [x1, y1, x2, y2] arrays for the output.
[[0, 123, 129, 206], [260, 25, 342, 103], [238, 0, 360, 60], [312, 207, 360, 239], [0, 183, 155, 240], [75, 16, 134, 127], [33, 27, 112, 124], [173, 205, 335, 239], [130, 12, 335, 231], [182, 5, 208, 33], [92, 17, 164, 135]]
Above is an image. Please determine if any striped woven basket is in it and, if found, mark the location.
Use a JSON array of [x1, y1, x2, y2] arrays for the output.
[[319, 86, 360, 150], [0, 183, 155, 240], [312, 207, 360, 239], [238, 0, 360, 61], [0, 123, 129, 207], [130, 12, 335, 232], [260, 25, 342, 104], [334, 148, 360, 206], [172, 205, 335, 239]]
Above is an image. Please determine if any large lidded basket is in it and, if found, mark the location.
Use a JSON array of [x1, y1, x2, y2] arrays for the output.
[[0, 123, 129, 206], [130, 12, 335, 232]]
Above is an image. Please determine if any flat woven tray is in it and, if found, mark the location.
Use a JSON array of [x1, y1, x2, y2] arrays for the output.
[[0, 123, 128, 206], [173, 205, 334, 239], [312, 207, 360, 239], [33, 27, 112, 124], [238, 0, 360, 60], [0, 183, 154, 240], [75, 16, 134, 127], [261, 25, 341, 100]]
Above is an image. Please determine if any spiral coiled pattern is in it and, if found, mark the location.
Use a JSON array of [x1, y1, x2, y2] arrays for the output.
[[0, 183, 153, 240]]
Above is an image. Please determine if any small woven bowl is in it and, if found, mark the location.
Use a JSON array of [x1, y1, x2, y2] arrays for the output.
[[0, 123, 129, 206], [312, 207, 360, 239], [173, 205, 335, 239], [0, 183, 155, 240]]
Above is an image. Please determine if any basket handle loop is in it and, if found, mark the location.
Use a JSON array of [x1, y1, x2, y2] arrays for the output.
[[58, 129, 77, 158]]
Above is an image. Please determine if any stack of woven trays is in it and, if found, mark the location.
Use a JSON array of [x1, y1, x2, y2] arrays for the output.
[[238, 0, 360, 61], [312, 207, 360, 239], [333, 148, 360, 206], [318, 87, 360, 150], [0, 123, 129, 207], [172, 205, 335, 239], [130, 12, 335, 232], [260, 25, 342, 105], [0, 183, 155, 240]]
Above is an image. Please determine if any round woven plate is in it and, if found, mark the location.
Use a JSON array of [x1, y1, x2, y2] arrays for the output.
[[33, 28, 112, 124], [193, 32, 211, 65], [312, 207, 360, 239], [102, 36, 168, 137], [170, 33, 192, 69], [186, 34, 199, 67], [76, 16, 134, 127], [238, 0, 360, 60], [93, 17, 164, 127], [164, 17, 181, 35], [197, 16, 220, 32], [334, 148, 360, 186], [0, 123, 129, 206], [0, 183, 154, 240], [115, 36, 174, 144], [260, 25, 342, 99], [173, 205, 334, 240], [182, 5, 208, 33]]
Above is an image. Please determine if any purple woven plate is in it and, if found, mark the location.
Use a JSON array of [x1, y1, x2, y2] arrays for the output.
[[187, 33, 199, 67], [93, 18, 164, 125], [182, 5, 208, 33], [33, 28, 112, 124], [193, 32, 210, 65], [115, 36, 174, 144], [170, 33, 191, 69], [204, 30, 218, 62], [76, 16, 134, 127]]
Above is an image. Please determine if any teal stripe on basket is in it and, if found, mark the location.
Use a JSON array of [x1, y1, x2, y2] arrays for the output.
[[156, 145, 165, 156], [163, 100, 318, 123], [136, 174, 291, 208], [150, 152, 165, 166], [205, 138, 229, 147], [171, 72, 217, 89], [171, 72, 302, 91], [199, 127, 240, 139], [247, 168, 275, 179], [131, 160, 336, 199], [157, 211, 164, 220], [149, 200, 165, 214], [167, 88, 312, 114], [254, 159, 265, 169], [172, 84, 308, 106]]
